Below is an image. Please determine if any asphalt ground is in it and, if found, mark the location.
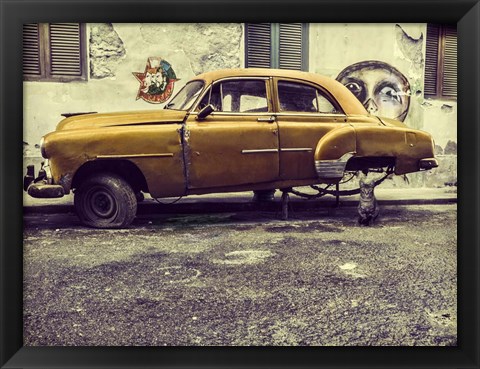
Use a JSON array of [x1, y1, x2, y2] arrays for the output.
[[23, 202, 457, 346], [23, 187, 457, 214]]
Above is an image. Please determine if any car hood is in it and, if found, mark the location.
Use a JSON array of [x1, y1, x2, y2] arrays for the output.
[[55, 109, 188, 131]]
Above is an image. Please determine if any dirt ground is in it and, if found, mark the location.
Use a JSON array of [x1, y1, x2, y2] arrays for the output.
[[23, 204, 457, 346]]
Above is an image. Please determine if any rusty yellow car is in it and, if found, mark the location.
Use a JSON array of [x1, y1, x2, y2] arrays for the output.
[[24, 68, 438, 228]]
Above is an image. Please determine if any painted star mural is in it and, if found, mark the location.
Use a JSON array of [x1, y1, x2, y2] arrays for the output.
[[133, 57, 178, 104]]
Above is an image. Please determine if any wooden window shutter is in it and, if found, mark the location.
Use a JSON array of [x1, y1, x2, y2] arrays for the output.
[[23, 23, 86, 81], [245, 23, 308, 71], [442, 25, 457, 97], [424, 24, 440, 97], [278, 23, 304, 71], [424, 24, 457, 98], [49, 23, 83, 77], [245, 23, 272, 68], [23, 24, 42, 76]]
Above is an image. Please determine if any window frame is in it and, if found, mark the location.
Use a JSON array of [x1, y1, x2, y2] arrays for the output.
[[273, 78, 345, 115], [193, 77, 273, 115], [424, 23, 457, 100], [23, 23, 87, 82]]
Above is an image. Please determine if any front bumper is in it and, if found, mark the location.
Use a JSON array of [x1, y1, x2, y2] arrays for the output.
[[419, 157, 439, 170], [24, 162, 65, 198]]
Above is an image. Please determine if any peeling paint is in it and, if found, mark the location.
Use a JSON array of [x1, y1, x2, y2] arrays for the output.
[[395, 24, 424, 65], [139, 23, 242, 75], [180, 124, 191, 191], [89, 23, 126, 79], [444, 141, 457, 155], [441, 104, 454, 113]]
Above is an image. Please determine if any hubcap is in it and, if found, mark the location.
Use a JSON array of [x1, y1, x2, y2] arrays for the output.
[[84, 186, 118, 220]]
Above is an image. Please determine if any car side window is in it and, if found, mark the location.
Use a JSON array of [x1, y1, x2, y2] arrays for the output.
[[202, 79, 269, 113], [197, 87, 211, 111], [278, 81, 317, 112], [315, 90, 341, 114], [278, 80, 342, 114]]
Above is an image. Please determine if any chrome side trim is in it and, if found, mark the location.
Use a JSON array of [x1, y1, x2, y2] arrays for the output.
[[241, 149, 279, 154], [96, 153, 174, 159], [275, 112, 347, 118], [189, 112, 274, 117], [315, 152, 354, 178], [280, 148, 312, 152]]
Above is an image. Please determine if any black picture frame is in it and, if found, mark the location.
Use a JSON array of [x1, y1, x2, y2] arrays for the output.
[[1, 0, 478, 368]]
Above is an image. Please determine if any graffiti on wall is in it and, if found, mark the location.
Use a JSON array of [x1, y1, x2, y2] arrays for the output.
[[336, 60, 411, 122], [133, 57, 178, 104]]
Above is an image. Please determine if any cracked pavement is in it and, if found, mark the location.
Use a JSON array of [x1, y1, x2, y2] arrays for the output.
[[23, 204, 457, 346]]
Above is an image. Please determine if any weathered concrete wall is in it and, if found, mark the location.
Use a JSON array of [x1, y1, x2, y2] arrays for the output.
[[89, 23, 126, 79]]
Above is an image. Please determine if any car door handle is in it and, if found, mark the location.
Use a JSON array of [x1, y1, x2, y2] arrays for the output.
[[257, 116, 276, 123]]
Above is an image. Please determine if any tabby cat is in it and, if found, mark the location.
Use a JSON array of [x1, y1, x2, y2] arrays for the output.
[[357, 174, 379, 226]]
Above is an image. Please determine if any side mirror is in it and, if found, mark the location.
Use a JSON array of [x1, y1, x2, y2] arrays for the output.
[[196, 104, 215, 120]]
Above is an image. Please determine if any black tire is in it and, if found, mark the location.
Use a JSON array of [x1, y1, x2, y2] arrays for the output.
[[74, 173, 137, 228]]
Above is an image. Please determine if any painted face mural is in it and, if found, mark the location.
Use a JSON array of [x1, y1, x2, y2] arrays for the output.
[[336, 61, 411, 121], [133, 57, 178, 104]]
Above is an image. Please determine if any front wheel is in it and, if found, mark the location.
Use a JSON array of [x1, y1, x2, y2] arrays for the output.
[[74, 173, 137, 228]]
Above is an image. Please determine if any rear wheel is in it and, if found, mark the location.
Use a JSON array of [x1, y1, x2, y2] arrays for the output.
[[74, 173, 137, 228]]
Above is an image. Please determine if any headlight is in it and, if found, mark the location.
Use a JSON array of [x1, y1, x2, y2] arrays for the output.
[[40, 137, 48, 158]]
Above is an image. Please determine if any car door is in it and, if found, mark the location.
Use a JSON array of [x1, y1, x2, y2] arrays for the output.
[[185, 77, 280, 190], [274, 78, 349, 180]]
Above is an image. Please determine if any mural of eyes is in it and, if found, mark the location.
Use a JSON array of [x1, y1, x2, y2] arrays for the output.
[[336, 60, 410, 122], [377, 85, 402, 104], [345, 82, 361, 94], [343, 80, 367, 103]]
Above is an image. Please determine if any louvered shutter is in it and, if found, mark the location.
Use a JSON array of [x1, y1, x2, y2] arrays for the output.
[[424, 24, 439, 97], [23, 23, 85, 81], [245, 23, 308, 71], [49, 23, 83, 77], [279, 23, 304, 70], [246, 23, 272, 68], [442, 25, 457, 97], [23, 24, 41, 76], [424, 24, 457, 98]]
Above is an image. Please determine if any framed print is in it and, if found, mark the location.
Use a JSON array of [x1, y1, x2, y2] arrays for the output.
[[1, 0, 479, 368]]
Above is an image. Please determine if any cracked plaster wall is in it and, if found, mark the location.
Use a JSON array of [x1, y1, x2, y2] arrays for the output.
[[89, 23, 126, 79]]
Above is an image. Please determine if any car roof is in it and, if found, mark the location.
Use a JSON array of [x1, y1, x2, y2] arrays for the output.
[[194, 68, 368, 115]]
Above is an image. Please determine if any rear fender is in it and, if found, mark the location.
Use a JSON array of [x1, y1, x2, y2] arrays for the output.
[[314, 125, 356, 179], [354, 126, 435, 175]]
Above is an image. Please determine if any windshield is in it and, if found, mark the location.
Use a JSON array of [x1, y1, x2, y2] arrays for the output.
[[164, 80, 204, 110]]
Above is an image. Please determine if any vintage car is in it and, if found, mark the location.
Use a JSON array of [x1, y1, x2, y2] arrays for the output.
[[24, 68, 438, 228]]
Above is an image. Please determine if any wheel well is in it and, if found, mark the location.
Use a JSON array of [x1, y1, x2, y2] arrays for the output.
[[72, 160, 149, 193], [345, 156, 396, 171]]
